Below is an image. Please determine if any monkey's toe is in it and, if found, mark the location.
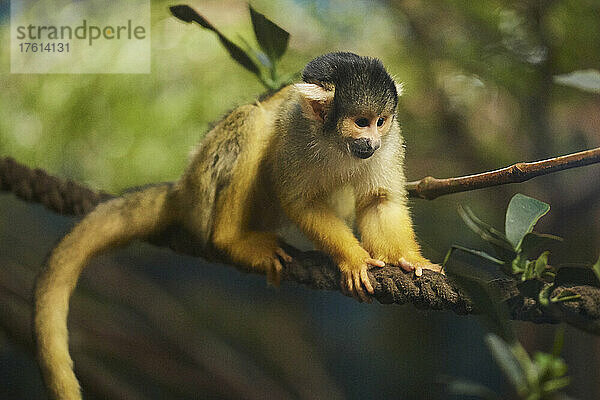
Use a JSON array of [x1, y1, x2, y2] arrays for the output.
[[340, 268, 373, 303], [275, 247, 292, 263], [266, 257, 283, 287], [398, 257, 416, 272]]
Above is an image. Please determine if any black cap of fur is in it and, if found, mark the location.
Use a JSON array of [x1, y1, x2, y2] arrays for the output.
[[302, 52, 398, 125]]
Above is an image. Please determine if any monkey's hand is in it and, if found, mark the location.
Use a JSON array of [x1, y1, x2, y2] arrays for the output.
[[268, 247, 293, 287], [338, 253, 385, 303], [219, 232, 292, 287], [356, 195, 444, 278]]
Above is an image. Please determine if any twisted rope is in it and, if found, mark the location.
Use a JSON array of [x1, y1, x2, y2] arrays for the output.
[[2, 156, 599, 333], [0, 157, 112, 216]]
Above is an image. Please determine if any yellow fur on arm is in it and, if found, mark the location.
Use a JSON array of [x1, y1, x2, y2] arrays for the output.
[[285, 200, 369, 267], [356, 193, 426, 264]]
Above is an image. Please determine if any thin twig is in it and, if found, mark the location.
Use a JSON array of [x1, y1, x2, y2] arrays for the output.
[[406, 147, 600, 200]]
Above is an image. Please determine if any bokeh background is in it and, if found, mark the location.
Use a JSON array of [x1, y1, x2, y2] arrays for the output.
[[1, 0, 599, 398]]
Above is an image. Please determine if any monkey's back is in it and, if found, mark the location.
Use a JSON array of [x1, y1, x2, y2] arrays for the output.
[[173, 86, 293, 253]]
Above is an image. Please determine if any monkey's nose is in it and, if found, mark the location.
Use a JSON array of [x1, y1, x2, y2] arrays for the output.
[[350, 138, 378, 159]]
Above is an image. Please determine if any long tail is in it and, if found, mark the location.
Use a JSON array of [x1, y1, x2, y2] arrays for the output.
[[33, 184, 173, 400]]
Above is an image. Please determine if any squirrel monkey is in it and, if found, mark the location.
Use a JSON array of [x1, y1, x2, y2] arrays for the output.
[[34, 52, 439, 399]]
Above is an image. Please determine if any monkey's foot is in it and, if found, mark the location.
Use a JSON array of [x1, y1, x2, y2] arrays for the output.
[[266, 247, 292, 287], [339, 258, 385, 303], [398, 258, 444, 277], [225, 232, 292, 287]]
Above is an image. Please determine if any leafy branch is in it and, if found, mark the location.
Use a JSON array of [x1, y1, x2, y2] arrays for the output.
[[170, 4, 292, 90], [444, 192, 600, 334]]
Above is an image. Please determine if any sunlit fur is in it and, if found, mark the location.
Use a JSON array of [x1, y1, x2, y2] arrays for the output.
[[33, 53, 435, 400]]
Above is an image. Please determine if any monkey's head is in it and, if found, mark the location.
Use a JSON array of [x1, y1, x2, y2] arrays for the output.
[[295, 52, 402, 160]]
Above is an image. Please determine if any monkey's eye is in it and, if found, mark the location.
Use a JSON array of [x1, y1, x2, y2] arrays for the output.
[[377, 117, 385, 127], [355, 118, 369, 127]]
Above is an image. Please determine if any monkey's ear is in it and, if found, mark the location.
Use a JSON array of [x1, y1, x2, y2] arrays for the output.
[[395, 82, 404, 97], [294, 83, 334, 122]]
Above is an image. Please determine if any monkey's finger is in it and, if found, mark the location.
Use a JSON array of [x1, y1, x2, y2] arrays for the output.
[[266, 260, 281, 287], [353, 272, 370, 303], [276, 248, 292, 263], [272, 259, 283, 287], [339, 275, 349, 296], [415, 266, 423, 277], [344, 273, 360, 302], [360, 268, 374, 294], [366, 258, 385, 268], [398, 257, 415, 272]]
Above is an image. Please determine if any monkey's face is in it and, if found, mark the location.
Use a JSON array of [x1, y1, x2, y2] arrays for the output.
[[298, 53, 402, 161], [339, 113, 394, 159], [294, 81, 399, 161]]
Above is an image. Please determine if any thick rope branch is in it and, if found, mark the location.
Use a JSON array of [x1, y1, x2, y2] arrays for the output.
[[406, 147, 600, 199], [2, 155, 600, 333], [0, 157, 113, 216]]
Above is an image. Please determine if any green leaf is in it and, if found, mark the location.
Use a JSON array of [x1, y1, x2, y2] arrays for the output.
[[169, 5, 261, 76], [592, 255, 600, 286], [538, 284, 553, 307], [532, 350, 570, 395], [533, 351, 554, 378], [485, 334, 528, 393], [249, 5, 290, 63], [458, 206, 516, 262], [554, 69, 600, 93], [533, 251, 550, 279], [541, 376, 570, 393], [446, 264, 514, 343], [519, 232, 563, 259], [511, 255, 528, 275], [552, 326, 565, 357], [550, 290, 581, 303], [505, 194, 550, 249], [549, 358, 568, 378], [441, 377, 502, 400], [459, 206, 514, 249], [533, 351, 567, 378], [521, 260, 536, 281], [443, 245, 506, 268]]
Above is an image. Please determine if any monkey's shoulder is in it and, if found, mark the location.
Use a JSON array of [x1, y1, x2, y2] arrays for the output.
[[204, 85, 294, 143], [182, 86, 295, 187]]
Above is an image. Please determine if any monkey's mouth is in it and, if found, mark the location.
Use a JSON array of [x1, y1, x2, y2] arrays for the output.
[[349, 138, 379, 159]]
